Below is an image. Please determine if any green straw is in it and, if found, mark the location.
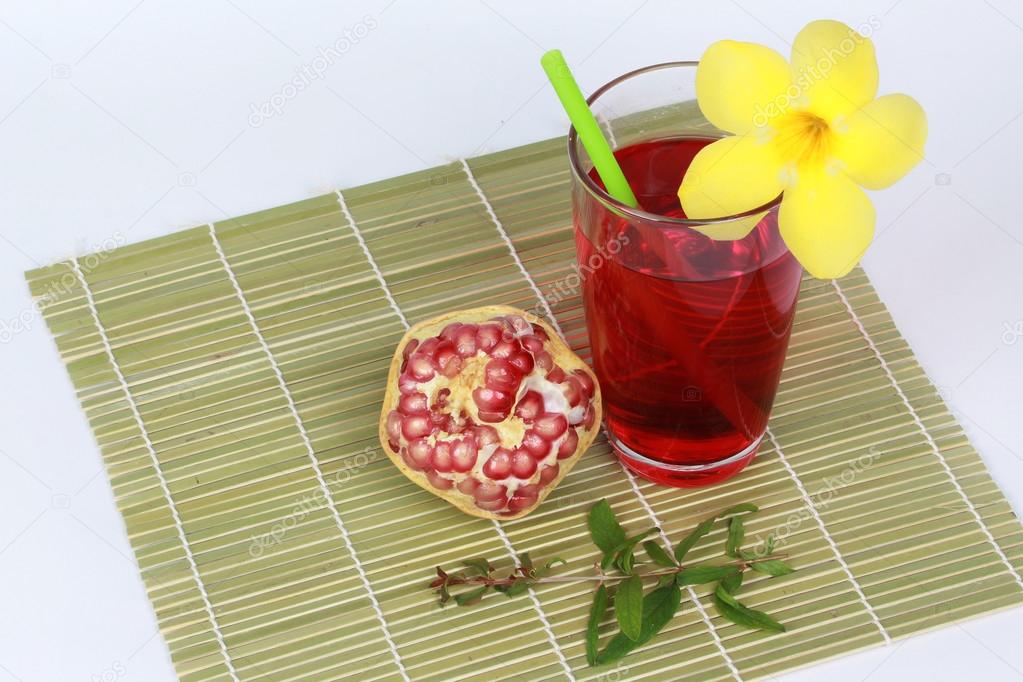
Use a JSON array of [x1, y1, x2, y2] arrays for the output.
[[540, 49, 639, 208]]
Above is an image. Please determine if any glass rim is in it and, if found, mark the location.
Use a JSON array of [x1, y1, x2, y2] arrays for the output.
[[566, 60, 783, 227]]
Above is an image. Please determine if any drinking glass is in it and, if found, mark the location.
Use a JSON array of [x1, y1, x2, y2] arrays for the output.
[[569, 62, 803, 487]]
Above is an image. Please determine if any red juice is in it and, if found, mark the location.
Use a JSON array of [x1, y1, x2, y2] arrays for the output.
[[573, 137, 802, 486]]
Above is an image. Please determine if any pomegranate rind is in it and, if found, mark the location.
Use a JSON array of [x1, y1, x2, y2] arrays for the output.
[[378, 305, 602, 521]]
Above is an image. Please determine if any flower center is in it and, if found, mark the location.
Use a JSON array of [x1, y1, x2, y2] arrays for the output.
[[772, 111, 833, 170]]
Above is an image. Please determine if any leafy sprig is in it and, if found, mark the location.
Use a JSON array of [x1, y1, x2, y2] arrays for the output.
[[429, 499, 794, 666]]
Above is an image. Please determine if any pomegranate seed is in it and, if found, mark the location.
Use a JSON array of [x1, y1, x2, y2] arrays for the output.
[[475, 496, 509, 512], [418, 337, 440, 357], [402, 414, 433, 439], [403, 338, 420, 357], [476, 323, 502, 352], [406, 438, 433, 469], [425, 470, 454, 490], [534, 413, 568, 440], [482, 447, 513, 479], [583, 404, 596, 429], [387, 438, 399, 452], [531, 325, 550, 342], [506, 315, 531, 336], [547, 366, 566, 383], [507, 349, 535, 374], [398, 373, 419, 394], [472, 387, 513, 421], [385, 410, 403, 441], [433, 388, 451, 408], [514, 391, 545, 422], [521, 335, 544, 353], [521, 429, 550, 458], [474, 481, 507, 502], [572, 369, 595, 399], [474, 425, 500, 447], [439, 323, 461, 340], [563, 376, 584, 407], [489, 338, 520, 359], [539, 463, 560, 485], [534, 350, 554, 372], [451, 438, 478, 472], [401, 339, 419, 371], [432, 441, 454, 472], [516, 483, 540, 498], [408, 355, 435, 381], [510, 449, 537, 478], [456, 477, 479, 496], [435, 344, 461, 378], [454, 324, 478, 357], [399, 392, 429, 415], [507, 494, 535, 513], [557, 429, 579, 459], [484, 358, 522, 392]]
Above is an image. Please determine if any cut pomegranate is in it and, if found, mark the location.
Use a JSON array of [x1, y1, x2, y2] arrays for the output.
[[379, 306, 602, 520]]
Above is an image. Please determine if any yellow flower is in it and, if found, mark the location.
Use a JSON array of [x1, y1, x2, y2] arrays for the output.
[[678, 19, 928, 278]]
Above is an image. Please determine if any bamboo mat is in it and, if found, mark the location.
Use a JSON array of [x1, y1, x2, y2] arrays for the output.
[[26, 135, 1023, 682]]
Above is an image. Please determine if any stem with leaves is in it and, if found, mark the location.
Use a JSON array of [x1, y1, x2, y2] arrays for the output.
[[429, 499, 795, 667]]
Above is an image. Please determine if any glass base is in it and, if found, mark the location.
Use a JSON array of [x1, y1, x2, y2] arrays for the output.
[[609, 431, 762, 487]]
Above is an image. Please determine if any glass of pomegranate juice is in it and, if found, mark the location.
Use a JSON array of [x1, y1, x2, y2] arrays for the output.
[[568, 62, 803, 487]]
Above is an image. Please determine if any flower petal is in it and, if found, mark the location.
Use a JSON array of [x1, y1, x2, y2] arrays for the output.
[[779, 170, 875, 278], [678, 134, 784, 220], [696, 40, 792, 134], [835, 94, 928, 189], [790, 20, 878, 123]]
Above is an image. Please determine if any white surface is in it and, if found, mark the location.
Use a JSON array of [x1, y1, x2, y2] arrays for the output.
[[1, 0, 1022, 680]]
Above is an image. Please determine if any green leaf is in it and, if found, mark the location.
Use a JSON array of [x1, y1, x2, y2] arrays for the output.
[[751, 560, 795, 577], [611, 528, 659, 554], [518, 552, 534, 570], [600, 552, 616, 570], [595, 584, 682, 665], [657, 574, 676, 588], [615, 548, 636, 575], [674, 518, 714, 562], [713, 584, 785, 632], [588, 500, 626, 554], [502, 580, 533, 598], [765, 534, 776, 555], [461, 558, 492, 577], [676, 564, 738, 586], [615, 575, 644, 641], [643, 541, 676, 567], [454, 586, 488, 606], [726, 516, 745, 557], [586, 584, 609, 666], [536, 557, 567, 578], [719, 502, 759, 517], [720, 568, 744, 594]]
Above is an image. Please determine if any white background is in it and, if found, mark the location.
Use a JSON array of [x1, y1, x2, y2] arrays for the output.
[[2, 0, 1022, 680]]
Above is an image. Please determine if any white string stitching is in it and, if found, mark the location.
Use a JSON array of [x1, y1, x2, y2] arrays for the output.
[[335, 190, 410, 329], [333, 193, 575, 680], [207, 224, 412, 682], [765, 428, 892, 643], [832, 279, 1023, 591], [71, 258, 241, 682], [459, 159, 564, 337], [457, 164, 744, 678]]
